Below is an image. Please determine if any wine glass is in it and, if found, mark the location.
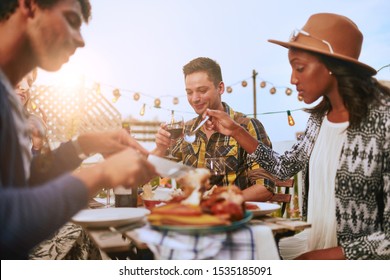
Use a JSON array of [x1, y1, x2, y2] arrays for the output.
[[95, 187, 112, 208], [205, 157, 226, 186], [105, 188, 112, 208], [164, 112, 184, 160]]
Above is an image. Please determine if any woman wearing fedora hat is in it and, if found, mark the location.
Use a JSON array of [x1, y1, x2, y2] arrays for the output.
[[205, 13, 390, 260]]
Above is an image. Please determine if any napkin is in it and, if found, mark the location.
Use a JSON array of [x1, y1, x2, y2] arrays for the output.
[[129, 225, 280, 260]]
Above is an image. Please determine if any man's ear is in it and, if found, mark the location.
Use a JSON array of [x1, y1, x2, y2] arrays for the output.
[[19, 0, 36, 18], [218, 81, 225, 95]]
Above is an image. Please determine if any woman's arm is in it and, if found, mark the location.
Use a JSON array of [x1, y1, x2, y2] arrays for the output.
[[205, 109, 259, 153]]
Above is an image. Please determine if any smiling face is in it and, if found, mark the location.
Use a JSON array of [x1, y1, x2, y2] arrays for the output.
[[27, 0, 86, 71], [288, 48, 336, 104], [185, 71, 224, 115]]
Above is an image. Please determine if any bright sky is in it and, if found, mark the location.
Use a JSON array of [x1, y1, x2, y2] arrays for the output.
[[38, 0, 390, 143]]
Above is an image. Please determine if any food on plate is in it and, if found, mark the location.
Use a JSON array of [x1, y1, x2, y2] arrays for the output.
[[148, 203, 230, 226], [150, 203, 202, 216], [143, 199, 166, 210], [176, 168, 211, 205], [200, 186, 245, 222], [245, 202, 260, 211], [142, 184, 154, 200], [147, 186, 246, 226], [147, 167, 247, 227], [148, 213, 230, 226]]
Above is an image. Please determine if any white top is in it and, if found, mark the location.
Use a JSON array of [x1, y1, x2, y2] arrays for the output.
[[307, 116, 348, 250], [279, 116, 348, 259]]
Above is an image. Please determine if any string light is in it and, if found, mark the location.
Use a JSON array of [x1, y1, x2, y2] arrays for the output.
[[81, 73, 300, 125], [287, 110, 295, 126], [32, 82, 305, 127], [139, 103, 146, 116], [285, 88, 293, 96], [112, 88, 121, 103], [133, 92, 140, 101], [154, 98, 161, 108]]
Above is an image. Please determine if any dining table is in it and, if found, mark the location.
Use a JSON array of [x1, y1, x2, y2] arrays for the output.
[[81, 201, 311, 260]]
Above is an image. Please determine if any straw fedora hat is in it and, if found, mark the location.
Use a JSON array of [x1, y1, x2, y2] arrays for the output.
[[268, 13, 376, 76]]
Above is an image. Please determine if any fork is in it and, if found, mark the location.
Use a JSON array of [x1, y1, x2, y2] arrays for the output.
[[183, 116, 209, 143]]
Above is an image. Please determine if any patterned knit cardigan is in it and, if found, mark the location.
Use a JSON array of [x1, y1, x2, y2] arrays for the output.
[[250, 92, 390, 260]]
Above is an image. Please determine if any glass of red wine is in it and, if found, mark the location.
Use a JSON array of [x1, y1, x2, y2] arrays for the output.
[[164, 113, 184, 160], [206, 157, 226, 186]]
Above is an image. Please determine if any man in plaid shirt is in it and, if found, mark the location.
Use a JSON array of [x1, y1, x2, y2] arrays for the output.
[[154, 57, 274, 201]]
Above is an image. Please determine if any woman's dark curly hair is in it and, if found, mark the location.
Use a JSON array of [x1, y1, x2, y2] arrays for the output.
[[1, 0, 91, 22], [305, 52, 390, 128]]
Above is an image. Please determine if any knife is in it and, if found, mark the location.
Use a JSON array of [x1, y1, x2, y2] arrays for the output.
[[147, 154, 195, 179]]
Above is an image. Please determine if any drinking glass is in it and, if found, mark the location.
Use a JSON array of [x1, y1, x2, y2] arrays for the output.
[[95, 188, 112, 208], [105, 188, 112, 208], [205, 157, 226, 186], [164, 113, 184, 160]]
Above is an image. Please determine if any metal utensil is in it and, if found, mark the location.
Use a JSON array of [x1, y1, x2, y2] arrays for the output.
[[147, 154, 195, 178], [183, 116, 209, 143]]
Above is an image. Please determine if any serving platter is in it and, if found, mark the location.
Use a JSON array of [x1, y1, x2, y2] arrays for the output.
[[150, 211, 253, 235]]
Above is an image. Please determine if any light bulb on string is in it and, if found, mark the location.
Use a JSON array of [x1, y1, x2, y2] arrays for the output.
[[112, 88, 121, 103], [154, 98, 161, 108], [241, 81, 248, 87], [139, 103, 146, 116], [226, 86, 233, 93], [173, 97, 179, 105], [287, 110, 295, 126], [270, 87, 276, 94], [298, 95, 304, 102], [285, 88, 293, 96], [260, 81, 266, 88], [133, 92, 140, 101]]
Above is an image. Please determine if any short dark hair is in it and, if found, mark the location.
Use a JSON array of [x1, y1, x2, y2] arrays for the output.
[[0, 0, 91, 22], [183, 57, 223, 88]]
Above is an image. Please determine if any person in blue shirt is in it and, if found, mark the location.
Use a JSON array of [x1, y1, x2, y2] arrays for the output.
[[0, 0, 157, 259]]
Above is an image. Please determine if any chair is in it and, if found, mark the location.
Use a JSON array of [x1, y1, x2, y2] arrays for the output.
[[253, 169, 296, 217], [269, 177, 295, 217]]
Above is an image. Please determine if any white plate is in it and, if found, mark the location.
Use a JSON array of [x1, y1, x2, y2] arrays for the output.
[[147, 154, 195, 178], [71, 208, 150, 228], [245, 202, 281, 216]]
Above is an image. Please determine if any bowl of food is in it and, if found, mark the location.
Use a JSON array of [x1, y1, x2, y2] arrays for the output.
[[141, 184, 173, 210]]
